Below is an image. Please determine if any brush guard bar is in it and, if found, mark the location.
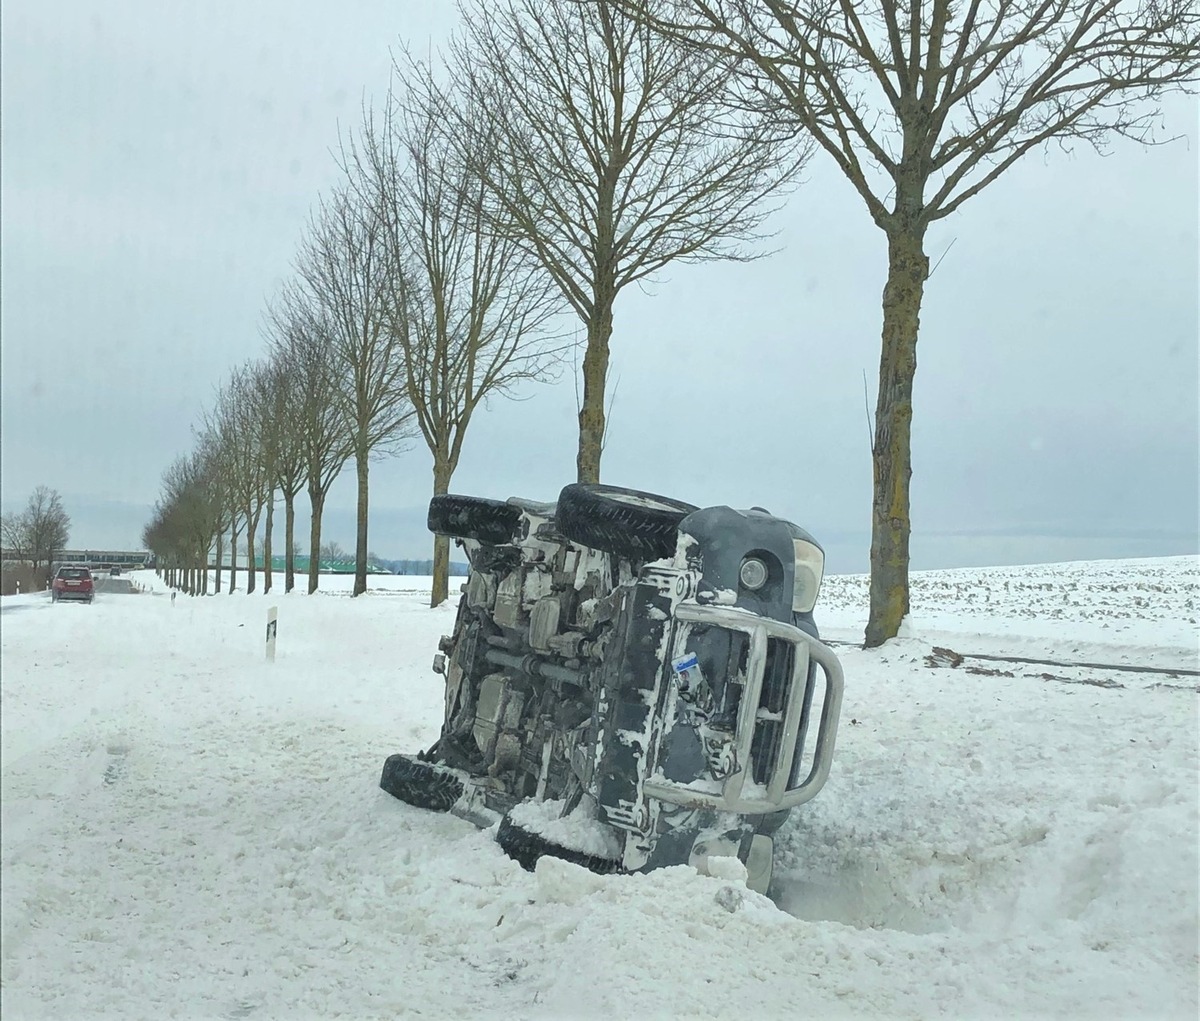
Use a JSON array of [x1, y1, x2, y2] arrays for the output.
[[642, 603, 844, 814]]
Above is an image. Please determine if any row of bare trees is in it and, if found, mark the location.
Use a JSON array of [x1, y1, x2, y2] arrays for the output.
[[145, 0, 800, 606], [144, 0, 1196, 641]]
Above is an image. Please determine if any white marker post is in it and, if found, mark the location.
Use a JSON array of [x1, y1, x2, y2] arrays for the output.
[[266, 605, 279, 662]]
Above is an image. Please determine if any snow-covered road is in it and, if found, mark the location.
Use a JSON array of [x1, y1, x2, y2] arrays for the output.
[[2, 559, 1196, 1019]]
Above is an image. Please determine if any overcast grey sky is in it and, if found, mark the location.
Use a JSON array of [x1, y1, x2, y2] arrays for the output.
[[2, 0, 1197, 575]]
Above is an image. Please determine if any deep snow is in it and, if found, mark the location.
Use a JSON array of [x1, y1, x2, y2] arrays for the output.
[[1, 557, 1197, 1019]]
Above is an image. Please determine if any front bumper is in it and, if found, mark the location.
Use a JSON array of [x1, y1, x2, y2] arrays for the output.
[[643, 603, 844, 815]]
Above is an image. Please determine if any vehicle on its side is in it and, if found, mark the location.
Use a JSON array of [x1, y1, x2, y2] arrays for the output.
[[52, 566, 94, 603], [380, 484, 844, 894]]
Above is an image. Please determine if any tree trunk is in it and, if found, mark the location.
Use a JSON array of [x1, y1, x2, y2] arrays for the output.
[[263, 497, 274, 595], [865, 226, 928, 648], [308, 487, 324, 595], [284, 494, 296, 594], [214, 531, 224, 594], [229, 526, 239, 594], [353, 442, 369, 597], [576, 294, 614, 484], [245, 507, 262, 595], [430, 455, 453, 608]]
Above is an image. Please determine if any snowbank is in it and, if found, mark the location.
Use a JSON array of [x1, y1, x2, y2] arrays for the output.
[[2, 559, 1196, 1019]]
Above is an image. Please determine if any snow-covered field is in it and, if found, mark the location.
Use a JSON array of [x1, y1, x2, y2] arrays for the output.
[[2, 558, 1197, 1019]]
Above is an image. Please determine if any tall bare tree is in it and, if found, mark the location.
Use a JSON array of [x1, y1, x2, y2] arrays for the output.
[[262, 351, 306, 594], [200, 417, 243, 595], [193, 428, 233, 594], [621, 0, 1200, 645], [270, 287, 355, 595], [209, 367, 271, 595], [296, 190, 415, 597], [344, 61, 568, 606], [242, 359, 288, 596], [455, 0, 805, 482]]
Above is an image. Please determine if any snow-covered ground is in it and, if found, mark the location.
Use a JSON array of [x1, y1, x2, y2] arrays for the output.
[[2, 557, 1196, 1019]]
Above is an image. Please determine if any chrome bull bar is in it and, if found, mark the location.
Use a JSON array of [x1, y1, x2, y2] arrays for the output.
[[642, 603, 844, 814]]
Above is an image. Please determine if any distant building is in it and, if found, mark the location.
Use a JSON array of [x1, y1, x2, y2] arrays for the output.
[[58, 550, 150, 569]]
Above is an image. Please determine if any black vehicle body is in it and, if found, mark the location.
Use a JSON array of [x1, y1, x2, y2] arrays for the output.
[[380, 484, 844, 893]]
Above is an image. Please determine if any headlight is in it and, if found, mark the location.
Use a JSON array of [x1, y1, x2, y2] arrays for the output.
[[738, 556, 768, 590], [792, 539, 824, 613]]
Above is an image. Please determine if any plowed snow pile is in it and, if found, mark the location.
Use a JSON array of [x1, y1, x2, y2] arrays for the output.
[[2, 558, 1196, 1019]]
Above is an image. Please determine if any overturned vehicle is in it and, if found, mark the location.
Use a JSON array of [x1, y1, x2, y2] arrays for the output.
[[380, 484, 844, 894]]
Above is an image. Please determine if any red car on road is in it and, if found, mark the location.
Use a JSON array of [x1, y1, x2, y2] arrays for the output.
[[52, 566, 94, 603]]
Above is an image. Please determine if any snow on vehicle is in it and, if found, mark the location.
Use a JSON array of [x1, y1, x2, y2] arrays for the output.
[[380, 484, 844, 894]]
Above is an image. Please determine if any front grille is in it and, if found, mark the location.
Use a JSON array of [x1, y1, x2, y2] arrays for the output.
[[751, 638, 793, 784]]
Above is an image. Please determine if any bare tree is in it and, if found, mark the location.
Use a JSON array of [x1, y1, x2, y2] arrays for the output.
[[208, 368, 271, 595], [157, 454, 220, 594], [191, 425, 239, 594], [621, 0, 1200, 645], [242, 360, 288, 596], [319, 539, 348, 561], [143, 452, 219, 594], [343, 60, 568, 606], [296, 189, 415, 597], [193, 439, 228, 594], [270, 287, 354, 595], [200, 415, 244, 595], [1, 513, 29, 564], [257, 327, 309, 594], [5, 486, 71, 584], [454, 0, 805, 482], [143, 507, 184, 591]]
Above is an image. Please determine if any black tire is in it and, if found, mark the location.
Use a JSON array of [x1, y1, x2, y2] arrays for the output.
[[555, 484, 697, 562], [428, 494, 522, 546], [379, 754, 464, 812], [496, 813, 622, 875]]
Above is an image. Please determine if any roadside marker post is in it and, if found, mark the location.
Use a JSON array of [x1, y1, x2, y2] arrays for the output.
[[266, 606, 279, 662]]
